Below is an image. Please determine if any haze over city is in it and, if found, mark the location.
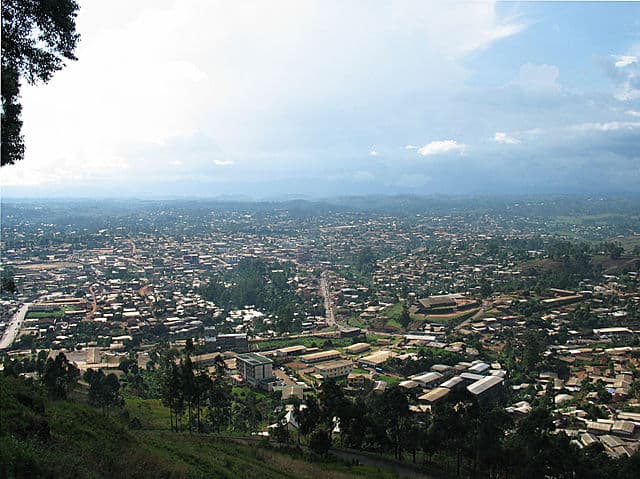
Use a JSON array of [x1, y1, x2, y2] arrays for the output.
[[2, 0, 639, 198]]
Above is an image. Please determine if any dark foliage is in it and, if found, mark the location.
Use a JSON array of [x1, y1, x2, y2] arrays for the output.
[[1, 0, 80, 165]]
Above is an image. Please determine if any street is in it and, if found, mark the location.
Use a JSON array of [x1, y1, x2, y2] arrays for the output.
[[0, 303, 30, 350]]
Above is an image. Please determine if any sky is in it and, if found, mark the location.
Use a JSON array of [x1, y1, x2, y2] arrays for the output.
[[2, 0, 640, 198]]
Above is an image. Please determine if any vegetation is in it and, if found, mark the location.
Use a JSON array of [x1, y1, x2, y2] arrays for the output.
[[199, 258, 306, 333], [1, 0, 80, 165], [1, 375, 398, 479]]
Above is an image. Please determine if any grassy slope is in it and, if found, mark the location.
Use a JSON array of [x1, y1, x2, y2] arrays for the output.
[[1, 377, 398, 479]]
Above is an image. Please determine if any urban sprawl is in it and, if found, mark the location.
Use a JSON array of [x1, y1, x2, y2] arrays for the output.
[[1, 198, 640, 476]]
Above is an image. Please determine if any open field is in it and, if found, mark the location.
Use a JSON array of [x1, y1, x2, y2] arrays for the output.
[[14, 261, 80, 271], [26, 309, 66, 319], [252, 336, 357, 351], [411, 308, 480, 325]]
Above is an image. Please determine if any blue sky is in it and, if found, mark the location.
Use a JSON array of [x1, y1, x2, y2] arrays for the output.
[[2, 1, 639, 198]]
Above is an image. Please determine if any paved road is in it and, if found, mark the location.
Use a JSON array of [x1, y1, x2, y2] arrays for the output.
[[0, 303, 30, 350], [320, 270, 344, 331]]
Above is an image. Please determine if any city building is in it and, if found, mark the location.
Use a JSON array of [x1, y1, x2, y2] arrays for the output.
[[236, 353, 274, 387]]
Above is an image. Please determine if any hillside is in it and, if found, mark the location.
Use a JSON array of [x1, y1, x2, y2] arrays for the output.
[[0, 376, 400, 479]]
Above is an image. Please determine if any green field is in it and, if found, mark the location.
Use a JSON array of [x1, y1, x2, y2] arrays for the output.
[[376, 374, 403, 386], [420, 308, 479, 325], [253, 336, 356, 351], [26, 309, 66, 319], [382, 302, 403, 319]]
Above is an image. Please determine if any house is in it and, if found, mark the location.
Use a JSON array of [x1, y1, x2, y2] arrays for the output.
[[612, 420, 636, 437], [359, 350, 395, 368], [314, 359, 353, 379], [275, 345, 307, 357], [467, 375, 504, 404], [411, 371, 444, 388], [345, 342, 370, 355], [418, 387, 450, 404], [300, 350, 341, 364], [214, 333, 249, 352], [347, 372, 373, 389], [236, 352, 274, 387]]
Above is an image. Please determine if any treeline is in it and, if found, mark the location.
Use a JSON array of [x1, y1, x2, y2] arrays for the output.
[[289, 379, 639, 478], [4, 350, 640, 478], [155, 344, 273, 434], [2, 352, 123, 414], [382, 347, 463, 377]]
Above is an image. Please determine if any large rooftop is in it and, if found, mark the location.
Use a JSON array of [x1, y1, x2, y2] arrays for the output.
[[236, 352, 272, 366]]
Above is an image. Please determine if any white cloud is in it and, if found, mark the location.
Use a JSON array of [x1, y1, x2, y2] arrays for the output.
[[214, 159, 233, 166], [418, 140, 467, 156], [615, 81, 640, 102], [611, 48, 640, 102], [614, 55, 637, 68], [569, 121, 640, 132], [369, 150, 378, 157], [391, 1, 525, 58], [3, 0, 525, 188], [404, 145, 418, 150], [626, 110, 640, 118], [515, 63, 560, 93], [494, 132, 520, 145]]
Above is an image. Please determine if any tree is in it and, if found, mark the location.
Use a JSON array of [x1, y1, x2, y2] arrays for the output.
[[522, 330, 546, 375], [479, 278, 492, 299], [159, 353, 184, 431], [1, 0, 80, 165], [271, 416, 291, 444], [42, 352, 79, 399], [206, 376, 232, 433], [298, 396, 321, 439], [318, 378, 347, 422], [398, 304, 411, 329], [84, 369, 123, 413], [309, 426, 332, 456], [1, 271, 17, 294], [192, 370, 211, 432], [381, 386, 410, 460]]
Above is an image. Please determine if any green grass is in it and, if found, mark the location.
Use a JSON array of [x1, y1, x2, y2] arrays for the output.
[[382, 302, 403, 319], [345, 315, 367, 329], [253, 337, 355, 351], [26, 309, 65, 319], [1, 376, 402, 479], [232, 385, 269, 400], [385, 319, 402, 330], [423, 308, 479, 325], [125, 397, 171, 430], [376, 375, 402, 386]]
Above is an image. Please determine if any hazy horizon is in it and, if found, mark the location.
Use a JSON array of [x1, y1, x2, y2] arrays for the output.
[[1, 1, 639, 197]]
